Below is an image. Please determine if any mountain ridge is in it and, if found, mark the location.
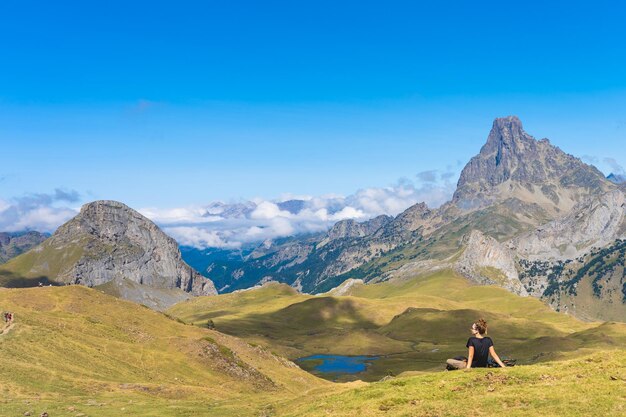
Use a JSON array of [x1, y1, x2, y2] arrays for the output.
[[183, 116, 626, 321], [0, 231, 48, 263]]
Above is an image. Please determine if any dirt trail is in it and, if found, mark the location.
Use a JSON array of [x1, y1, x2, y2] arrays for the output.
[[1, 322, 15, 336]]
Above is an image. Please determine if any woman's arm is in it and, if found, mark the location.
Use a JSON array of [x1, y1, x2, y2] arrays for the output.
[[466, 346, 474, 369], [489, 346, 506, 368]]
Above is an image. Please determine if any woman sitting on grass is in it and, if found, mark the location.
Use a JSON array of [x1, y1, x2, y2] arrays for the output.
[[446, 319, 506, 370]]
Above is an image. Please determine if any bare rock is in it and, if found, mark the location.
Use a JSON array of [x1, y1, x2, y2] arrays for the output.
[[512, 189, 626, 260], [455, 230, 527, 296]]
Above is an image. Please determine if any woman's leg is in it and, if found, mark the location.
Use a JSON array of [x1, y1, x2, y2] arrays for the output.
[[446, 358, 467, 370]]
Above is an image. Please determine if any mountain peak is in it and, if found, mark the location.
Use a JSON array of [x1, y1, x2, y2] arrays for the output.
[[482, 115, 532, 156], [80, 200, 128, 212], [493, 115, 523, 132], [452, 117, 613, 212]]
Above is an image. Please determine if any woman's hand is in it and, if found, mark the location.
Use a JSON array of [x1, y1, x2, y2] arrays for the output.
[[489, 346, 507, 368]]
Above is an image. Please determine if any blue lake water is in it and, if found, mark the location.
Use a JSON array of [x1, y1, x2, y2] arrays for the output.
[[296, 354, 380, 374]]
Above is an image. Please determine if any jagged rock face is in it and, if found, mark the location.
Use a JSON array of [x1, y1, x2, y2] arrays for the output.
[[511, 190, 626, 317], [453, 116, 613, 213], [43, 201, 216, 296], [455, 230, 527, 296], [325, 215, 392, 242], [0, 231, 48, 263], [512, 190, 626, 261], [376, 203, 432, 237]]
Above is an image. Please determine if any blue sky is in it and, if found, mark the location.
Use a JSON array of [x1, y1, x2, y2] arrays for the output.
[[1, 1, 626, 239]]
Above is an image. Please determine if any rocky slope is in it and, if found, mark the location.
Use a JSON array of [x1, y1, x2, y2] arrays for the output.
[[507, 189, 626, 320], [0, 200, 216, 309], [0, 231, 48, 263], [455, 229, 527, 295], [512, 189, 626, 262]]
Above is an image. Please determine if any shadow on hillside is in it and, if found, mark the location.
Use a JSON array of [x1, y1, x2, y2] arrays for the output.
[[0, 270, 62, 288], [379, 307, 553, 341], [207, 297, 379, 337]]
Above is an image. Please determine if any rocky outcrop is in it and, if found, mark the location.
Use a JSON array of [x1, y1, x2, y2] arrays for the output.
[[453, 116, 613, 214], [376, 202, 433, 238], [324, 215, 392, 242], [512, 190, 626, 261], [0, 231, 48, 263], [0, 201, 216, 306], [455, 230, 527, 296], [55, 201, 216, 295]]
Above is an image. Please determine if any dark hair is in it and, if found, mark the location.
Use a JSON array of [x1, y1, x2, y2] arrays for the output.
[[474, 319, 488, 335]]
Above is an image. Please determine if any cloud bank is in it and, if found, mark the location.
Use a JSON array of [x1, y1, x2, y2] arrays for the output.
[[0, 189, 80, 232], [0, 171, 457, 249], [144, 171, 457, 249]]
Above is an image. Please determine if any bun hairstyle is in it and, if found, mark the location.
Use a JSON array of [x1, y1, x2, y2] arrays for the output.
[[474, 319, 488, 335]]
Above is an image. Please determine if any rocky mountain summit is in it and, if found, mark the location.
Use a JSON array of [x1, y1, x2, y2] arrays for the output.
[[0, 200, 216, 309], [0, 231, 48, 263], [452, 116, 612, 215], [184, 116, 626, 321]]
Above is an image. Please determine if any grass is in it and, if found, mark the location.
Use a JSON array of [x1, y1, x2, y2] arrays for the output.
[[0, 285, 326, 416], [280, 350, 626, 416], [1, 271, 625, 415], [0, 236, 90, 285]]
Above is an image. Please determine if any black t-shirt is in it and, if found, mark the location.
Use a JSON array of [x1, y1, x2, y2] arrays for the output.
[[466, 336, 493, 367]]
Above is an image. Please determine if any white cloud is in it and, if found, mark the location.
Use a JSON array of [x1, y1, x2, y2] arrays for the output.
[[164, 226, 239, 249], [10, 206, 76, 232], [1, 173, 458, 249], [138, 173, 457, 249], [249, 201, 292, 220], [604, 157, 625, 175], [139, 206, 222, 224], [0, 189, 80, 233]]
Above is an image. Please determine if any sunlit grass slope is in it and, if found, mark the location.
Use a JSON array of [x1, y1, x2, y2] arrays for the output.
[[0, 237, 90, 286], [281, 350, 626, 417], [168, 271, 626, 382], [0, 286, 326, 416]]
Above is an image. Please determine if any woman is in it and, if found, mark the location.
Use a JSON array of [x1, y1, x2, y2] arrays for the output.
[[446, 319, 506, 370]]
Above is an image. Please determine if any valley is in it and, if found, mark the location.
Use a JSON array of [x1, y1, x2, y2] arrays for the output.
[[167, 270, 626, 383]]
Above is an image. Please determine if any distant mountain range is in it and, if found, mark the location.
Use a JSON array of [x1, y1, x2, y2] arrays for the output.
[[0, 231, 48, 263], [607, 173, 626, 184], [183, 116, 626, 321]]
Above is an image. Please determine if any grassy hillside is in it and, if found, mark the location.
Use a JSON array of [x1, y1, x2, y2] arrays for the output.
[[0, 236, 91, 286], [537, 238, 626, 321], [0, 285, 326, 416], [281, 350, 626, 417], [0, 272, 624, 416], [167, 270, 625, 382]]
